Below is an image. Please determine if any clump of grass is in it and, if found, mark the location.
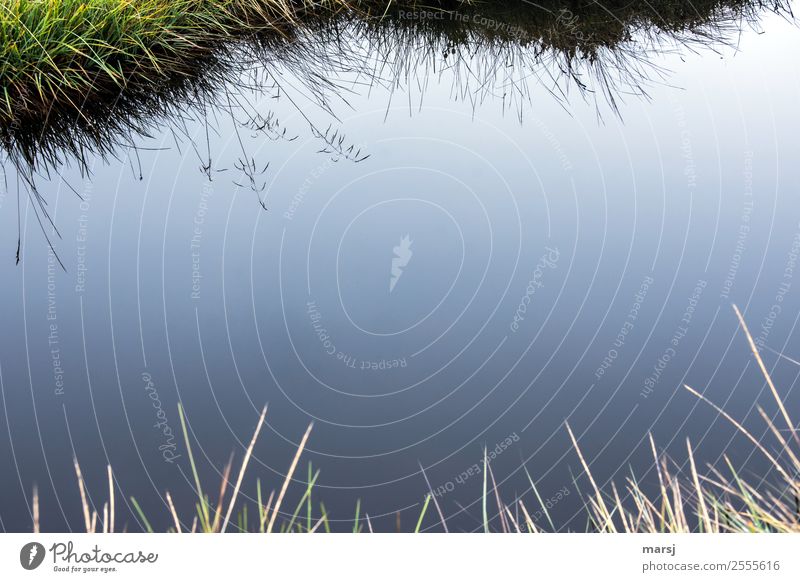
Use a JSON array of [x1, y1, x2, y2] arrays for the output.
[[0, 0, 794, 171], [160, 403, 315, 533], [0, 0, 338, 122], [0, 0, 325, 168], [513, 303, 800, 534]]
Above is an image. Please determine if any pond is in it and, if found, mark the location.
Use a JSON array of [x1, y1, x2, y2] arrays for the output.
[[1, 1, 799, 532]]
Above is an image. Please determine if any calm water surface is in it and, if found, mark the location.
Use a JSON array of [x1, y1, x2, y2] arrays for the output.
[[1, 6, 800, 532]]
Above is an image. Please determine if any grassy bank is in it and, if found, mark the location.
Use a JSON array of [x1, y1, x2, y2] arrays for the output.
[[0, 0, 792, 168], [27, 305, 800, 533], [0, 0, 336, 120], [0, 0, 338, 166]]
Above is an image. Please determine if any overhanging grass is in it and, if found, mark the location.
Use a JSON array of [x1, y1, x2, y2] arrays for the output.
[[0, 0, 793, 170], [0, 0, 350, 168], [0, 0, 336, 119]]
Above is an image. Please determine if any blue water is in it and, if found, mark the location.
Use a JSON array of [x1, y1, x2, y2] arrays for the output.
[[1, 11, 800, 532]]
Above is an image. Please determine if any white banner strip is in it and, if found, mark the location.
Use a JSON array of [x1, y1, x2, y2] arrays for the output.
[[1, 533, 799, 580]]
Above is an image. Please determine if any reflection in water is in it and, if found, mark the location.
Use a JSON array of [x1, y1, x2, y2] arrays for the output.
[[1, 1, 791, 172]]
